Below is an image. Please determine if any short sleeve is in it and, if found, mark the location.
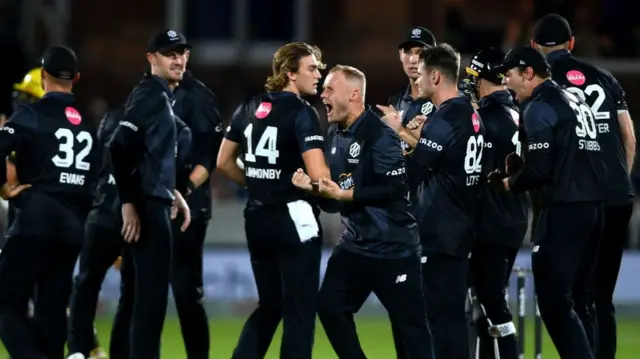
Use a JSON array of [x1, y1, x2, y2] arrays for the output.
[[412, 117, 454, 168], [224, 103, 245, 143], [294, 107, 324, 153]]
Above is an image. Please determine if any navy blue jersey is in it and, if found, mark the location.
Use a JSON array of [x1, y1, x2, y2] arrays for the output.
[[547, 50, 632, 206], [508, 80, 606, 204], [412, 97, 484, 257], [0, 92, 98, 214], [108, 74, 179, 205], [388, 86, 435, 212], [90, 105, 190, 229], [87, 105, 123, 228], [0, 92, 98, 238], [224, 91, 324, 207], [476, 91, 529, 247], [173, 71, 223, 218], [326, 107, 419, 258]]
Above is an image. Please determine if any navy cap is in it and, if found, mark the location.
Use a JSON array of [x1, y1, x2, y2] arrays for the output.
[[399, 26, 436, 49], [501, 46, 550, 74], [533, 14, 572, 46], [41, 46, 78, 80], [148, 29, 192, 54]]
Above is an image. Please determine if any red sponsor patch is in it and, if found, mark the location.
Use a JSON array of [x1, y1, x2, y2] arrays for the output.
[[65, 106, 82, 125], [255, 102, 272, 119], [472, 112, 480, 133], [566, 70, 586, 86]]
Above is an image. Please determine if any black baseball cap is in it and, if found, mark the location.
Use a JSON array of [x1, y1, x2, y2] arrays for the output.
[[501, 46, 550, 73], [147, 29, 192, 54], [398, 26, 436, 49], [533, 14, 572, 46], [41, 46, 78, 80]]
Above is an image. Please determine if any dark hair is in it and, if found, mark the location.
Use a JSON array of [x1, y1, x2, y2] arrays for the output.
[[513, 66, 551, 80], [418, 43, 461, 83], [265, 42, 326, 92]]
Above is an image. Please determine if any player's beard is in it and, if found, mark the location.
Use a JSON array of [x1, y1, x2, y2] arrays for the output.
[[164, 66, 184, 82], [420, 87, 434, 101], [329, 105, 348, 124]]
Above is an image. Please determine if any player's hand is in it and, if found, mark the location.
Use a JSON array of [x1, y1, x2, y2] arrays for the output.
[[121, 203, 140, 243], [406, 115, 427, 138], [0, 114, 7, 126], [487, 170, 507, 192], [406, 115, 427, 130], [378, 110, 403, 132], [292, 168, 313, 191], [0, 182, 31, 200], [376, 104, 397, 116], [6, 159, 17, 187], [505, 152, 524, 175], [318, 177, 343, 200], [113, 256, 123, 271], [172, 190, 191, 232]]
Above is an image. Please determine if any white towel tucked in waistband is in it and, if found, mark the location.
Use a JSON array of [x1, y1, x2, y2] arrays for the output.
[[286, 200, 319, 243]]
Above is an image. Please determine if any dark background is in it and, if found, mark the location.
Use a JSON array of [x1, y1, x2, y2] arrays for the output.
[[2, 0, 640, 246]]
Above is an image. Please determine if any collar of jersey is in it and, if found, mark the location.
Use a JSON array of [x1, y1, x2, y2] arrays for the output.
[[439, 95, 467, 109], [478, 90, 513, 108], [267, 91, 297, 99], [336, 105, 371, 135], [402, 84, 421, 103], [529, 79, 556, 101], [42, 91, 74, 102], [546, 49, 572, 63], [149, 74, 175, 99]]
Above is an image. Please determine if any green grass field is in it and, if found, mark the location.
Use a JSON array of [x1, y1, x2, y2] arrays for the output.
[[2, 316, 639, 358]]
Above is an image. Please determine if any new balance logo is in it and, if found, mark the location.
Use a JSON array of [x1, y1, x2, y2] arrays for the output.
[[395, 274, 407, 283], [532, 245, 540, 253]]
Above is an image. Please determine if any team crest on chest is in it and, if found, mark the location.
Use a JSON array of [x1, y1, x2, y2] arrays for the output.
[[421, 102, 434, 116], [349, 142, 360, 157], [348, 142, 361, 164]]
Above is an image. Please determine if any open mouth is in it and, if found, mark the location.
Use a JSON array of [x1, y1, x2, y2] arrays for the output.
[[325, 103, 333, 115]]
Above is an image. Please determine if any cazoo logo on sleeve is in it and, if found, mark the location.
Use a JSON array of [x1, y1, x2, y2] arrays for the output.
[[418, 138, 443, 151], [528, 142, 549, 151], [386, 167, 406, 177], [0, 127, 15, 134]]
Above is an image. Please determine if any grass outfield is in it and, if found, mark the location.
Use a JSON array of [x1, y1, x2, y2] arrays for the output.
[[2, 316, 639, 358]]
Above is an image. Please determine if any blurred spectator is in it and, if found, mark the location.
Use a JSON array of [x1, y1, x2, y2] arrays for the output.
[[0, 2, 28, 119], [502, 0, 535, 51], [444, 0, 466, 51], [571, 5, 612, 57], [601, 0, 638, 57]]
